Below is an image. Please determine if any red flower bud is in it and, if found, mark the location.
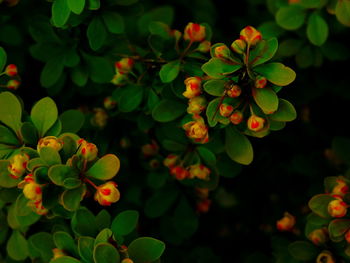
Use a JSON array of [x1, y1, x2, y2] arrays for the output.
[[170, 166, 189, 180], [308, 228, 328, 246], [183, 77, 202, 99], [115, 58, 134, 74], [247, 115, 265, 132], [184, 23, 206, 42], [5, 64, 18, 76], [276, 212, 296, 231], [214, 45, 231, 59], [240, 26, 262, 46], [230, 110, 243, 125], [103, 96, 117, 110], [95, 181, 120, 206], [163, 154, 179, 168], [316, 251, 335, 263], [219, 104, 234, 117], [7, 79, 20, 90], [328, 199, 347, 218], [196, 199, 211, 213], [226, 84, 241, 98], [255, 76, 267, 89]]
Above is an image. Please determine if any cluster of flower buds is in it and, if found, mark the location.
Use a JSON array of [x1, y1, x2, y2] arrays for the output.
[[195, 187, 212, 213], [276, 212, 296, 232], [163, 154, 211, 181], [91, 107, 108, 128], [183, 22, 211, 53], [183, 114, 209, 144], [111, 57, 134, 85], [1, 64, 20, 90]]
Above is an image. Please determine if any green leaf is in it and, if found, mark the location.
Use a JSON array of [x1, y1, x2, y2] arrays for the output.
[[332, 137, 350, 166], [102, 12, 124, 34], [328, 219, 350, 240], [96, 210, 111, 231], [0, 125, 19, 145], [0, 92, 22, 135], [269, 99, 297, 122], [60, 110, 85, 133], [335, 0, 350, 27], [173, 196, 198, 238], [86, 154, 120, 180], [0, 161, 20, 188], [6, 231, 28, 261], [52, 0, 71, 27], [152, 99, 187, 122], [252, 87, 279, 114], [67, 0, 85, 14], [205, 97, 230, 127], [49, 165, 78, 186], [159, 60, 181, 83], [83, 54, 114, 84], [276, 6, 306, 30], [78, 236, 94, 262], [149, 21, 171, 39], [254, 62, 296, 86], [29, 232, 55, 262], [288, 241, 318, 261], [45, 119, 62, 137], [111, 210, 139, 237], [145, 186, 178, 218], [119, 85, 144, 112], [250, 38, 278, 67], [21, 122, 39, 145], [53, 231, 78, 257], [51, 256, 81, 263], [308, 194, 335, 218], [128, 237, 165, 263], [197, 146, 216, 166], [202, 58, 241, 79], [278, 39, 303, 57], [307, 12, 328, 46], [225, 126, 254, 165], [31, 97, 58, 137], [71, 65, 89, 87], [0, 47, 6, 72], [72, 208, 98, 237], [93, 243, 120, 263], [63, 48, 80, 68], [60, 185, 86, 211], [87, 0, 100, 9], [203, 80, 226, 96], [87, 17, 107, 51], [40, 147, 62, 166]]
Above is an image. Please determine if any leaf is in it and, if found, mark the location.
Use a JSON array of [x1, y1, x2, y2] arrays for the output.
[[67, 0, 85, 14], [52, 0, 71, 27], [59, 110, 85, 133], [71, 65, 89, 87], [96, 210, 111, 231], [144, 186, 178, 218], [335, 0, 350, 27], [60, 185, 86, 211], [0, 47, 6, 72], [203, 79, 226, 96], [308, 194, 335, 218], [87, 0, 100, 10], [111, 210, 139, 238], [93, 243, 120, 263], [83, 54, 114, 83], [40, 147, 62, 166], [254, 62, 296, 86], [49, 165, 78, 186], [0, 125, 19, 145], [86, 154, 120, 180], [173, 196, 199, 238], [288, 241, 318, 261], [6, 230, 29, 261], [202, 58, 241, 79], [276, 6, 306, 30], [149, 21, 171, 39], [250, 38, 278, 66], [252, 87, 279, 114], [328, 219, 350, 240], [128, 237, 165, 263], [40, 56, 64, 88], [53, 231, 78, 257], [152, 99, 187, 122], [206, 97, 231, 127], [307, 12, 329, 46], [225, 126, 254, 165], [159, 60, 181, 83], [78, 236, 94, 262], [197, 146, 216, 166], [31, 97, 58, 137], [102, 12, 124, 34], [118, 85, 144, 112], [29, 232, 55, 262], [0, 92, 22, 134], [21, 122, 39, 145], [332, 137, 350, 166], [269, 99, 297, 122], [87, 17, 107, 51], [72, 208, 98, 237], [51, 256, 81, 263]]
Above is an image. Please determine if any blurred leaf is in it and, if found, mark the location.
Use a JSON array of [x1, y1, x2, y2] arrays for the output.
[[203, 79, 226, 96], [40, 57, 64, 88], [102, 12, 124, 34], [60, 110, 85, 133], [53, 231, 78, 257], [308, 194, 335, 218], [145, 186, 178, 218], [52, 0, 71, 27], [0, 125, 19, 145], [67, 0, 85, 14], [51, 256, 81, 263], [225, 126, 253, 165], [0, 92, 22, 135], [87, 17, 107, 51], [307, 12, 328, 46], [202, 58, 241, 79], [78, 236, 94, 262], [328, 219, 350, 241], [276, 6, 306, 30], [269, 99, 297, 122], [152, 99, 186, 122], [159, 60, 181, 83], [128, 237, 165, 263], [252, 87, 279, 114], [288, 241, 318, 261], [72, 208, 98, 237], [40, 147, 62, 166], [21, 122, 38, 145], [6, 231, 28, 261], [119, 85, 144, 112], [111, 210, 139, 238], [93, 243, 120, 263], [60, 184, 86, 211], [335, 0, 350, 27], [0, 47, 6, 72]]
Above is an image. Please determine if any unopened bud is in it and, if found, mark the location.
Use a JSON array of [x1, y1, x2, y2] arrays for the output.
[[231, 39, 247, 54]]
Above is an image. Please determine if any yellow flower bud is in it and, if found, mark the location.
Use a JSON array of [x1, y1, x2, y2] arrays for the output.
[[115, 58, 134, 74], [37, 136, 64, 153], [308, 228, 328, 246], [183, 77, 202, 99], [187, 96, 207, 114], [332, 178, 349, 197], [7, 153, 29, 179], [316, 251, 335, 263], [255, 76, 267, 89], [94, 181, 120, 206], [183, 115, 209, 144], [77, 139, 98, 162], [230, 110, 243, 125], [247, 115, 265, 132], [197, 40, 211, 53], [7, 79, 20, 90], [184, 23, 206, 42], [104, 96, 117, 110], [328, 199, 347, 218], [188, 164, 210, 180], [226, 84, 241, 98], [231, 39, 247, 54], [214, 45, 231, 59], [121, 259, 134, 263], [170, 29, 182, 42], [170, 166, 190, 180], [21, 175, 42, 202], [28, 200, 48, 215], [111, 72, 128, 85], [276, 212, 296, 231], [91, 108, 108, 128], [163, 154, 179, 168], [52, 248, 66, 260], [219, 104, 234, 117], [5, 64, 18, 76], [240, 26, 262, 46], [141, 141, 159, 157]]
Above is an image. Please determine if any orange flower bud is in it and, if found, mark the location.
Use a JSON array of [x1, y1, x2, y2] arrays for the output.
[[5, 64, 18, 76], [276, 212, 296, 231], [170, 29, 182, 41], [77, 139, 98, 161], [187, 96, 207, 114], [183, 77, 202, 99], [219, 104, 234, 117], [184, 23, 206, 42], [121, 259, 134, 263], [230, 110, 243, 125], [170, 166, 189, 180], [197, 40, 211, 53], [316, 251, 335, 263], [247, 115, 265, 132], [142, 141, 159, 157], [255, 76, 267, 89], [94, 181, 120, 206], [37, 136, 64, 153], [214, 45, 231, 59], [328, 199, 347, 218], [91, 108, 108, 128], [28, 200, 48, 215], [188, 164, 210, 180], [240, 26, 262, 46], [196, 199, 211, 213], [115, 58, 134, 74], [7, 79, 20, 90], [345, 229, 350, 243], [308, 228, 328, 246], [163, 154, 179, 168], [195, 187, 209, 199], [7, 153, 29, 179], [21, 175, 42, 202], [111, 72, 128, 85], [103, 96, 117, 110], [52, 248, 66, 260], [332, 179, 349, 197], [226, 84, 241, 98], [183, 115, 209, 144], [231, 39, 247, 54]]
